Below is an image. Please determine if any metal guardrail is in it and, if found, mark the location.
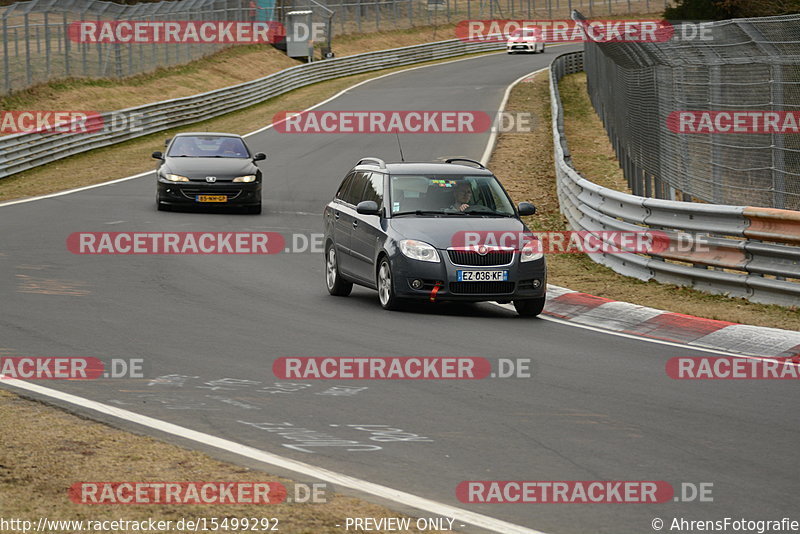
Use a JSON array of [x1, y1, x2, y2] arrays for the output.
[[550, 51, 800, 307], [0, 37, 504, 179]]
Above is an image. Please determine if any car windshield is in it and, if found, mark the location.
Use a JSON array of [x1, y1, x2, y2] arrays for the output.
[[509, 29, 537, 38], [389, 174, 516, 216], [167, 136, 250, 158]]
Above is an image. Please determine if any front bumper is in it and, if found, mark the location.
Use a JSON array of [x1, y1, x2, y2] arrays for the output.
[[391, 249, 546, 302], [157, 180, 262, 207], [507, 43, 539, 52]]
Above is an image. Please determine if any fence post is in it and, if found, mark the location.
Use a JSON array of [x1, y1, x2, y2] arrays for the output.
[[24, 13, 32, 86], [45, 12, 52, 78], [63, 12, 70, 78], [767, 65, 786, 209], [3, 17, 10, 94]]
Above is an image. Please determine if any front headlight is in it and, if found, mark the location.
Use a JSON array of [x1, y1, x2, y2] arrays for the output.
[[520, 239, 543, 262], [399, 239, 440, 263], [233, 175, 257, 183], [163, 173, 190, 182]]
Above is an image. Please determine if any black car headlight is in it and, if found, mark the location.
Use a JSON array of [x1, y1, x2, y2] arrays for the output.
[[163, 173, 190, 182]]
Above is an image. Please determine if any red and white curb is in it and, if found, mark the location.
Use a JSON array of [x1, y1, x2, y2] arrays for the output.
[[541, 285, 800, 359]]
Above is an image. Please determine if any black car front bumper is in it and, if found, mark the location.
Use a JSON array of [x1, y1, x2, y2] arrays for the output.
[[157, 180, 262, 208]]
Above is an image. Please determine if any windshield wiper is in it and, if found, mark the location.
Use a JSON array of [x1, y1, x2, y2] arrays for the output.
[[464, 211, 516, 217], [393, 210, 462, 217]]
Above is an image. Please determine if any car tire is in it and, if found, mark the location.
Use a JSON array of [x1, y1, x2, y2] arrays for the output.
[[246, 203, 262, 215], [157, 202, 170, 212], [325, 244, 353, 297], [513, 296, 545, 317], [377, 257, 400, 310]]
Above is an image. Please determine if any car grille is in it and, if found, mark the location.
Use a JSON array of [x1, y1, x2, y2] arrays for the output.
[[449, 281, 515, 294], [447, 250, 513, 266]]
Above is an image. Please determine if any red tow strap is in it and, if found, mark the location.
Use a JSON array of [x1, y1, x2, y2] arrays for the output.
[[430, 282, 443, 302]]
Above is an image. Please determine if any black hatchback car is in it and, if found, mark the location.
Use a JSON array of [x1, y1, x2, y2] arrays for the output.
[[323, 158, 547, 316], [152, 132, 266, 214]]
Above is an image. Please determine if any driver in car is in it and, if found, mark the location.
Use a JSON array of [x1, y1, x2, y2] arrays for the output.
[[450, 181, 477, 212]]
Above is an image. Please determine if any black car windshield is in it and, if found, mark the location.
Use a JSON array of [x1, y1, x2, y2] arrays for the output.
[[167, 136, 250, 158], [390, 174, 516, 216]]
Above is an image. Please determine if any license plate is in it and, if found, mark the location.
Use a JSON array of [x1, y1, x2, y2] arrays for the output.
[[457, 270, 508, 282], [196, 195, 227, 203]]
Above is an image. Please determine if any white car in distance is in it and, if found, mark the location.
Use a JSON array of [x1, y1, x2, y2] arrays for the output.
[[506, 28, 545, 54]]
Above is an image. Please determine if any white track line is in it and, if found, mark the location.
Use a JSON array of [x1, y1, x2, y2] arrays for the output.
[[480, 67, 547, 166], [0, 378, 547, 534], [0, 50, 507, 209], [0, 51, 561, 534]]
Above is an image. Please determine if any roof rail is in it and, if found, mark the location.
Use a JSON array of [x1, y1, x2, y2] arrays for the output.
[[356, 157, 387, 169], [445, 158, 485, 169]]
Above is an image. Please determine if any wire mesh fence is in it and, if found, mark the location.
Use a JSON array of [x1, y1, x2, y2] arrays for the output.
[[582, 12, 800, 210], [1, 0, 661, 95]]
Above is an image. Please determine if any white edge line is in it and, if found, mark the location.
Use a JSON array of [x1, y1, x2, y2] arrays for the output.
[[480, 67, 547, 166], [0, 50, 504, 210], [0, 49, 554, 534], [1, 46, 786, 526], [0, 378, 546, 534]]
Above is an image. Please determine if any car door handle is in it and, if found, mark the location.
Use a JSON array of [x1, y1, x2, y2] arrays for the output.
[[334, 211, 340, 219], [352, 220, 359, 228]]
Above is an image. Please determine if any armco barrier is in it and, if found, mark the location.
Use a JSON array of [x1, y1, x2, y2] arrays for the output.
[[0, 38, 505, 179], [550, 51, 800, 307]]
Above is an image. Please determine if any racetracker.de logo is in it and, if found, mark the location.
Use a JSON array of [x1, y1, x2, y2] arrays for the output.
[[68, 21, 284, 44], [273, 111, 503, 134], [273, 357, 494, 379], [0, 357, 104, 380], [450, 231, 671, 254], [666, 357, 800, 379], [67, 232, 285, 254], [0, 111, 107, 135], [667, 111, 800, 134], [69, 482, 286, 504], [456, 481, 674, 503], [456, 19, 674, 43]]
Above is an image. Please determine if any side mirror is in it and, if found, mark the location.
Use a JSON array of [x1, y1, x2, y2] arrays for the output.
[[164, 138, 171, 147], [152, 151, 164, 160], [518, 202, 536, 216], [253, 152, 266, 161], [356, 200, 380, 216]]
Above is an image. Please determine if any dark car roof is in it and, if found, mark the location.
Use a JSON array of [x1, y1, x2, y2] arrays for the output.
[[354, 162, 494, 176], [173, 132, 243, 138]]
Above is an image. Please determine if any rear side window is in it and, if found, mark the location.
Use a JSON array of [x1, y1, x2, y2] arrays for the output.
[[335, 173, 354, 201], [362, 173, 384, 209], [343, 172, 370, 205]]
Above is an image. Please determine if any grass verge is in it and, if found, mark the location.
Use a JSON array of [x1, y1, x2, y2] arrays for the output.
[[488, 71, 799, 331], [0, 389, 456, 533], [0, 24, 462, 113]]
